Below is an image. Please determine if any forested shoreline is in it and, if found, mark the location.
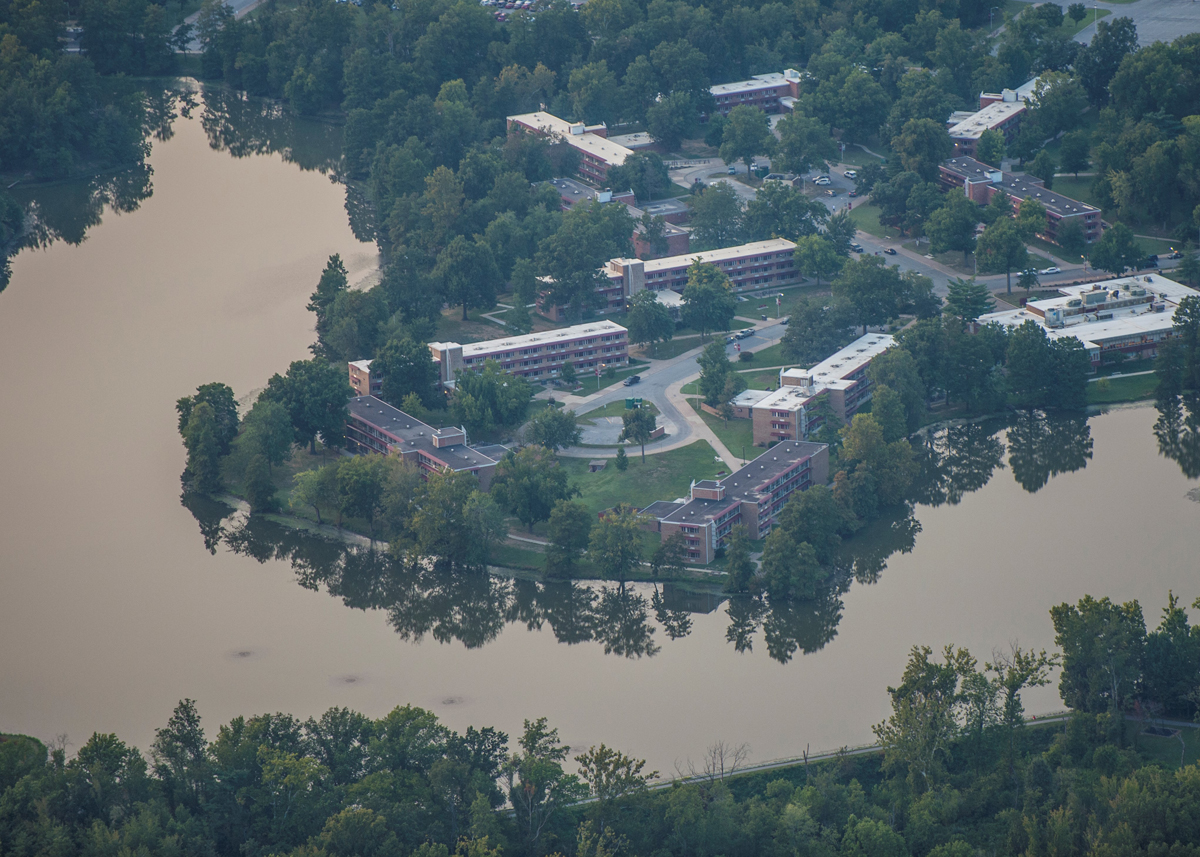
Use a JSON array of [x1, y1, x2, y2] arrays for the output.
[[3, 590, 1198, 857]]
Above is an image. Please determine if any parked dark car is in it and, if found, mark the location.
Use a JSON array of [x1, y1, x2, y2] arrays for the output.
[[623, 375, 641, 386], [1142, 255, 1159, 269]]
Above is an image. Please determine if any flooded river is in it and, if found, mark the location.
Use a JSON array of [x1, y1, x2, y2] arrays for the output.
[[1, 89, 1197, 774]]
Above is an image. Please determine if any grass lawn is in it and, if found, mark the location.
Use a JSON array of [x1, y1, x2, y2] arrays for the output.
[[1087, 372, 1157, 405], [839, 146, 889, 167], [1052, 7, 1110, 38], [1135, 236, 1179, 256], [689, 400, 757, 460], [561, 440, 724, 514], [748, 341, 788, 366], [1046, 176, 1102, 209], [577, 400, 659, 423], [901, 241, 978, 275], [633, 337, 708, 361], [492, 541, 548, 571], [1128, 721, 1200, 770], [848, 204, 901, 240], [1026, 235, 1081, 265]]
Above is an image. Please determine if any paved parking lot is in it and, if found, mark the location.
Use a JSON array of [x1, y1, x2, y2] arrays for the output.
[[1066, 0, 1200, 45]]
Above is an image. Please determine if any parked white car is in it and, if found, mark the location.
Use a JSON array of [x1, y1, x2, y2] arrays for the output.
[[813, 176, 831, 186], [844, 169, 857, 179]]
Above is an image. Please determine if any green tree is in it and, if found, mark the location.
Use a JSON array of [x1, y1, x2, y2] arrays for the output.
[[574, 744, 655, 834], [243, 454, 277, 513], [560, 361, 577, 386], [645, 91, 701, 151], [182, 401, 224, 494], [793, 234, 844, 287], [840, 412, 919, 505], [435, 236, 500, 322], [650, 531, 687, 578], [290, 464, 340, 526], [1005, 320, 1053, 409], [1050, 337, 1091, 409], [842, 815, 910, 857], [613, 445, 628, 471], [743, 183, 829, 243], [490, 446, 573, 531], [524, 407, 582, 451], [618, 406, 657, 463], [927, 190, 980, 266], [681, 261, 737, 339], [176, 382, 240, 457], [944, 277, 995, 324], [873, 645, 973, 793], [537, 200, 634, 321], [234, 398, 294, 476], [832, 255, 906, 334], [1173, 295, 1200, 391], [263, 360, 350, 454], [464, 489, 507, 566], [975, 129, 1006, 167], [568, 60, 617, 125], [588, 504, 646, 582], [1050, 594, 1146, 716], [452, 360, 534, 434], [891, 117, 954, 182], [337, 454, 387, 540], [986, 645, 1057, 773], [1026, 149, 1057, 189], [976, 216, 1029, 294], [688, 183, 744, 249], [695, 336, 734, 403], [504, 718, 586, 855], [1068, 2, 1087, 24], [1060, 130, 1090, 177], [545, 499, 593, 577], [723, 525, 755, 593], [606, 153, 671, 202], [1056, 217, 1087, 258], [307, 254, 349, 359], [1075, 16, 1139, 105], [760, 530, 823, 601], [625, 290, 674, 356], [413, 469, 487, 569], [1089, 223, 1142, 275], [719, 105, 775, 174], [1016, 198, 1048, 240], [375, 336, 441, 410], [872, 386, 908, 443], [150, 698, 211, 812], [774, 113, 837, 176]]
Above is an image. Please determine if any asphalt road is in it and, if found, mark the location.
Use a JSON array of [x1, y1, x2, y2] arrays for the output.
[[1065, 0, 1200, 45], [180, 0, 266, 51]]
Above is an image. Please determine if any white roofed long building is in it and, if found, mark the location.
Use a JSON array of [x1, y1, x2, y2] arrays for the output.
[[429, 320, 628, 385]]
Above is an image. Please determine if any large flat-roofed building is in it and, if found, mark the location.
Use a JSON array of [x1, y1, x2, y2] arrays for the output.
[[751, 334, 895, 446], [946, 78, 1039, 156], [507, 112, 633, 183], [939, 156, 1101, 245], [345, 396, 500, 490], [429, 320, 628, 385], [640, 441, 829, 563], [607, 238, 799, 296], [977, 274, 1200, 368], [348, 359, 382, 398], [709, 70, 801, 116]]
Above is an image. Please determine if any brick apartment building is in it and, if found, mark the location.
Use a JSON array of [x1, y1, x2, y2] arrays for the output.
[[639, 441, 829, 563], [945, 78, 1039, 157], [345, 395, 500, 490], [507, 112, 633, 183], [348, 359, 382, 398], [428, 320, 628, 385], [939, 156, 1101, 244], [751, 334, 894, 446], [709, 69, 802, 116]]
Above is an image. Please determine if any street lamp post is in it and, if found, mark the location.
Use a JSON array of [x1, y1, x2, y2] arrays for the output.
[[990, 5, 999, 28]]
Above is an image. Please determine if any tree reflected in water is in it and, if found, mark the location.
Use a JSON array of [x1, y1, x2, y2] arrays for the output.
[[1006, 410, 1093, 493], [182, 410, 1103, 665], [1154, 396, 1200, 479]]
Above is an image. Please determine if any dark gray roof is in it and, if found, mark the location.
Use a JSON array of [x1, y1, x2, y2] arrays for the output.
[[942, 157, 1099, 218], [638, 198, 690, 218], [655, 441, 827, 525], [347, 396, 499, 470], [641, 500, 686, 519]]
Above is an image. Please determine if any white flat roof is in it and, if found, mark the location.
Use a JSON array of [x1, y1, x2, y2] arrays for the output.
[[640, 239, 795, 274], [978, 274, 1200, 349], [711, 72, 788, 96], [349, 359, 373, 371], [732, 389, 772, 407], [507, 112, 633, 166], [948, 100, 1026, 140], [434, 320, 628, 358], [760, 333, 895, 412]]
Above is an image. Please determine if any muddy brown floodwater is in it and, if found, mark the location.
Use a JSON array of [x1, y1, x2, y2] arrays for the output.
[[1, 92, 1198, 775]]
